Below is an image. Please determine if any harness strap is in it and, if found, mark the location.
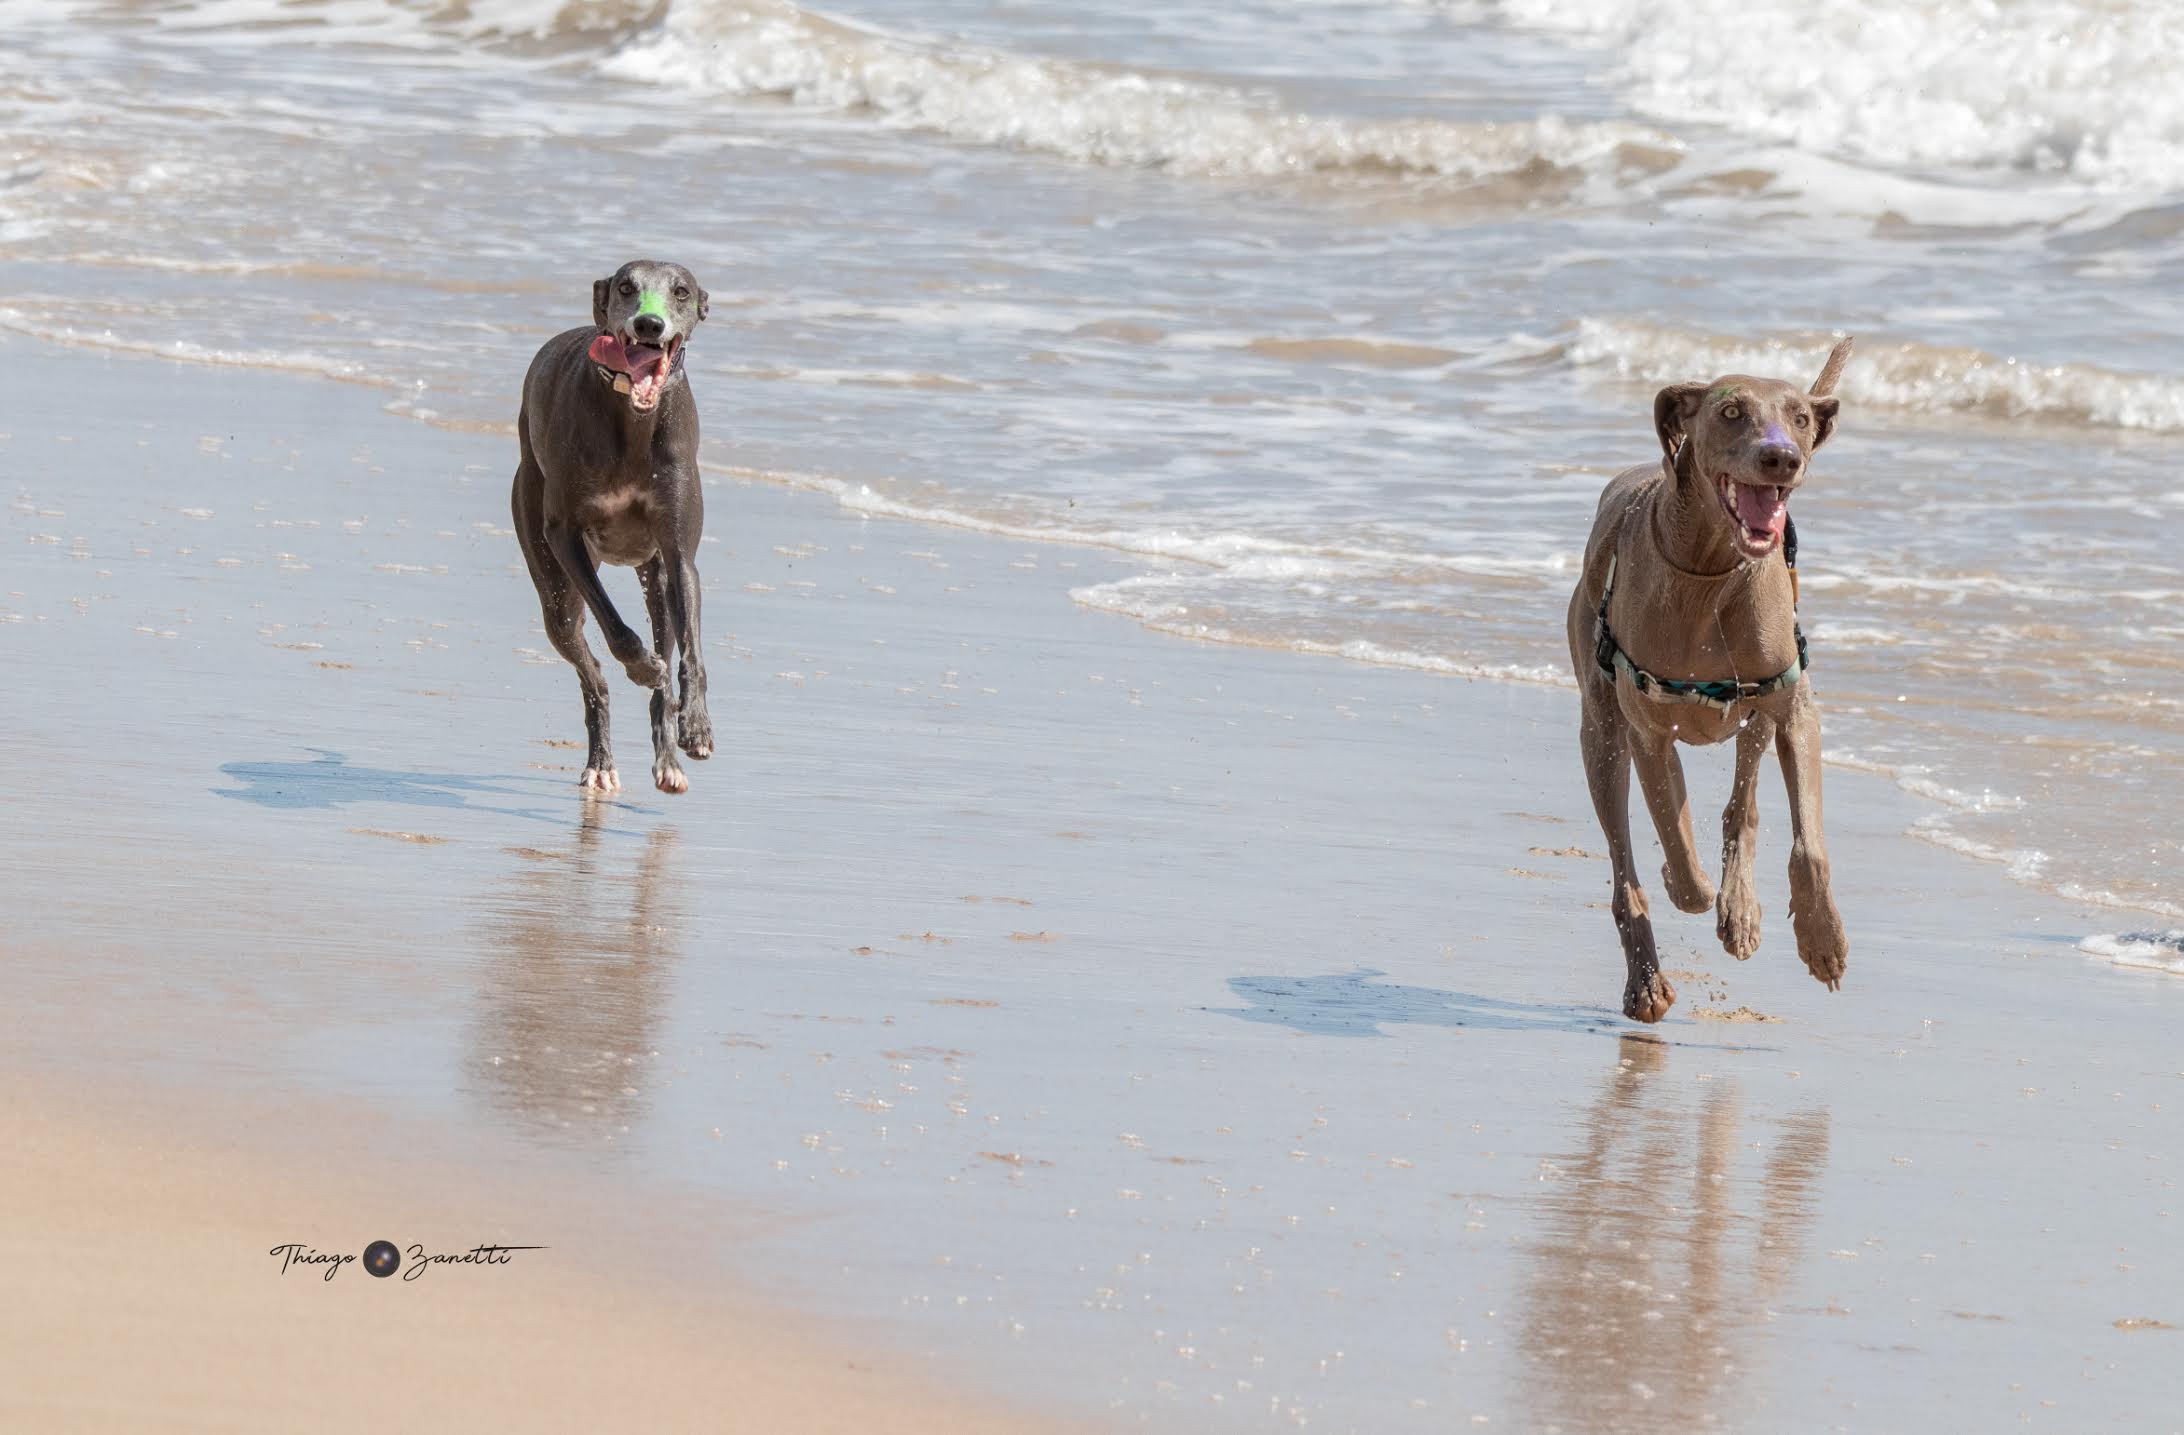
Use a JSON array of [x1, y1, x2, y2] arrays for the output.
[[1785, 512, 1800, 606], [1593, 548, 1811, 714]]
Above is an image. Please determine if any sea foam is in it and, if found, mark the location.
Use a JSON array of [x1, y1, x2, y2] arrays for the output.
[[598, 0, 1673, 180], [2079, 930, 2184, 976], [1568, 318, 2184, 432], [1500, 0, 2184, 192]]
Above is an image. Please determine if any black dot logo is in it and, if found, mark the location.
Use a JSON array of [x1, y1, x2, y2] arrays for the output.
[[363, 1240, 402, 1278]]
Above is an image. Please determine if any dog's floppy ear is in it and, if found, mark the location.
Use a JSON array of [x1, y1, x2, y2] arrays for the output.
[[1652, 382, 1707, 460], [592, 276, 612, 330], [697, 287, 710, 323], [1807, 395, 1840, 451]]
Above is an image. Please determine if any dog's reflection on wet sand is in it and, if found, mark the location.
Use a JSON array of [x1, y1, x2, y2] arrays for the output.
[[466, 809, 683, 1140], [1517, 1035, 1830, 1432]]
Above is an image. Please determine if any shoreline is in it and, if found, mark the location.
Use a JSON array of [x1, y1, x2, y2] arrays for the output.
[[6, 323, 2169, 928], [8, 335, 2184, 1429]]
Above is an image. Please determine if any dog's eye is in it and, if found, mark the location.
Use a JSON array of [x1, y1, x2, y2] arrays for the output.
[[1793, 411, 1810, 427], [1720, 402, 1742, 420], [673, 287, 690, 300], [619, 281, 636, 296]]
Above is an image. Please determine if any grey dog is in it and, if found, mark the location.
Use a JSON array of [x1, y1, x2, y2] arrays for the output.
[[512, 259, 713, 795]]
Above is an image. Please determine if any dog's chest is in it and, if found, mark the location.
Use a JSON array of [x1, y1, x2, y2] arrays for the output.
[[1611, 568, 1799, 676], [579, 483, 659, 566], [1606, 568, 1804, 746]]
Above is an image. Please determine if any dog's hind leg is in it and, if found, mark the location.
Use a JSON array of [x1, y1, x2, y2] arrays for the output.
[[1581, 690, 1676, 1023], [1775, 691, 1847, 990], [637, 557, 688, 796], [662, 552, 712, 762], [1630, 734, 1715, 915], [540, 580, 617, 792], [517, 463, 618, 792], [1715, 714, 1774, 959]]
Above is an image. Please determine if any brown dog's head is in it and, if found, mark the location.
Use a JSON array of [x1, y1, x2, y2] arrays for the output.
[[1653, 370, 1839, 562]]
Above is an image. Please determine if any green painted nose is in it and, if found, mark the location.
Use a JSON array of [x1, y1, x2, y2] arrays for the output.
[[636, 289, 669, 320]]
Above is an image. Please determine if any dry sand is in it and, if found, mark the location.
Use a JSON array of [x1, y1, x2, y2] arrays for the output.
[[5, 338, 2184, 1431]]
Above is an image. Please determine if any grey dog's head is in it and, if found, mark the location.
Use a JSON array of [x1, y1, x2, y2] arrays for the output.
[[588, 259, 709, 413], [1652, 372, 1840, 562]]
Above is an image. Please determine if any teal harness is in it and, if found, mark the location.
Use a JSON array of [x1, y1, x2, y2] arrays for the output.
[[1592, 516, 1809, 713]]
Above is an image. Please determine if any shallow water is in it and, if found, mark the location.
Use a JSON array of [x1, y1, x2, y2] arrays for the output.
[[3, 0, 2177, 918]]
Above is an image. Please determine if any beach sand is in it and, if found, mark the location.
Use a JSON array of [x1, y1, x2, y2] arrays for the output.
[[5, 337, 2183, 1431], [1, 1074, 1065, 1434]]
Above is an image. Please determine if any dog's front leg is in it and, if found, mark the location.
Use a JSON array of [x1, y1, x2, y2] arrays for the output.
[[662, 548, 712, 762], [546, 520, 670, 692], [1715, 713, 1774, 959], [1774, 689, 1847, 990], [1581, 689, 1676, 1022]]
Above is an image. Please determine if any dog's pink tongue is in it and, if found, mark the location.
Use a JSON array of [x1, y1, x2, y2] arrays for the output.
[[587, 332, 627, 371], [1733, 483, 1788, 538], [587, 333, 667, 390]]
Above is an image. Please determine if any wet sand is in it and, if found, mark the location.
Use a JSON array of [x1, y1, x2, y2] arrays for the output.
[[5, 337, 2184, 1431], [1, 1073, 1066, 1434]]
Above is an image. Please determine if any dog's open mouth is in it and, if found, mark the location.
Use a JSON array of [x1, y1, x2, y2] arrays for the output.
[[587, 331, 681, 412], [1718, 476, 1788, 560]]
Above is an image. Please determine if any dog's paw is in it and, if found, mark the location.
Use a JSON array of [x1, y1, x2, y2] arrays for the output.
[[623, 652, 671, 691], [579, 766, 620, 793], [1716, 884, 1763, 959], [653, 762, 688, 795], [1622, 968, 1677, 1024], [1661, 860, 1715, 915], [679, 709, 713, 761], [1793, 905, 1848, 991]]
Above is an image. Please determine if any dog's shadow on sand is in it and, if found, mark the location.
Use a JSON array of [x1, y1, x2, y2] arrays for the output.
[[214, 749, 626, 827], [1216, 968, 1756, 1046]]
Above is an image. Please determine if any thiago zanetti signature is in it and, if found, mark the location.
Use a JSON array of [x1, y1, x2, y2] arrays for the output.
[[268, 1241, 546, 1281]]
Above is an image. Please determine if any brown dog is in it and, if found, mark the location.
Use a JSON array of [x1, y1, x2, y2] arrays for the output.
[[1564, 340, 1853, 1023]]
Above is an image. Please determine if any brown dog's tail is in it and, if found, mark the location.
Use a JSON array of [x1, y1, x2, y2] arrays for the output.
[[1810, 335, 1854, 396]]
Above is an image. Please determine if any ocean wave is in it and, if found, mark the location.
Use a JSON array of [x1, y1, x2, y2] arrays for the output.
[[2079, 930, 2184, 975], [1828, 755, 2025, 815], [738, 466, 1582, 581], [451, 0, 665, 43], [76, 0, 656, 46], [709, 463, 1580, 677], [1069, 574, 1573, 683], [1568, 318, 2184, 432], [1900, 819, 2182, 924], [2059, 886, 2184, 923], [0, 309, 378, 384], [1802, 624, 1913, 649], [1499, 0, 2184, 192], [597, 0, 1675, 180], [1906, 815, 2050, 884]]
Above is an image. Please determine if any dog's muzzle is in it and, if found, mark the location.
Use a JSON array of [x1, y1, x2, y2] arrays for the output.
[[587, 330, 683, 412]]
